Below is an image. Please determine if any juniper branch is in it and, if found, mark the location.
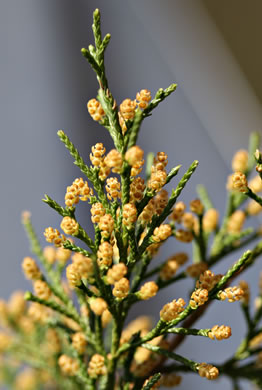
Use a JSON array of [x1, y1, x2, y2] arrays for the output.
[[143, 84, 177, 117], [57, 130, 109, 210], [127, 109, 143, 149], [166, 327, 211, 337], [63, 240, 93, 258], [145, 152, 155, 182], [22, 214, 75, 306], [196, 184, 214, 210], [138, 160, 198, 255], [246, 187, 262, 207], [24, 291, 80, 324], [97, 88, 123, 152], [137, 164, 181, 216], [141, 373, 162, 390], [141, 344, 198, 372], [43, 194, 96, 252], [210, 250, 252, 298], [43, 194, 74, 217]]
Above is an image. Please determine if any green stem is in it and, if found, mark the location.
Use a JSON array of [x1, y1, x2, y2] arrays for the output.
[[143, 263, 163, 279], [92, 9, 102, 53], [43, 194, 74, 217], [138, 161, 198, 256], [136, 165, 181, 216], [116, 320, 166, 357], [43, 194, 96, 253], [165, 164, 182, 185], [121, 162, 131, 205], [91, 254, 116, 315], [97, 88, 123, 152], [208, 232, 258, 266], [24, 292, 81, 324], [57, 130, 109, 210], [143, 84, 177, 117], [127, 228, 139, 267], [194, 214, 206, 262], [63, 240, 93, 258], [78, 282, 96, 298], [166, 327, 211, 337], [141, 343, 198, 372], [145, 152, 155, 182], [127, 109, 143, 149], [104, 316, 123, 390], [241, 304, 253, 330], [211, 190, 249, 255], [210, 250, 252, 298], [131, 254, 152, 292], [95, 316, 106, 356], [141, 373, 162, 390], [77, 226, 96, 253], [168, 305, 193, 328], [196, 184, 214, 210], [246, 188, 262, 207], [157, 271, 187, 289], [22, 215, 76, 308]]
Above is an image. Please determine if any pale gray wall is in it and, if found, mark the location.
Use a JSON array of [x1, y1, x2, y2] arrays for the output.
[[1, 1, 262, 389]]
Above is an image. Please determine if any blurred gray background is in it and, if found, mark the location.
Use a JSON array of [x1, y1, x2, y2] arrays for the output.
[[1, 1, 262, 389]]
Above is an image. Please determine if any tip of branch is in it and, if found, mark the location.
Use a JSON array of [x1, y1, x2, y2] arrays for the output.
[[81, 48, 88, 56], [24, 291, 32, 301], [21, 210, 31, 224], [57, 129, 64, 137], [93, 8, 100, 17], [42, 195, 49, 203]]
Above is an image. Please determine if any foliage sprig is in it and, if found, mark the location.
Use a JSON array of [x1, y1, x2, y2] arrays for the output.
[[1, 8, 262, 390]]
